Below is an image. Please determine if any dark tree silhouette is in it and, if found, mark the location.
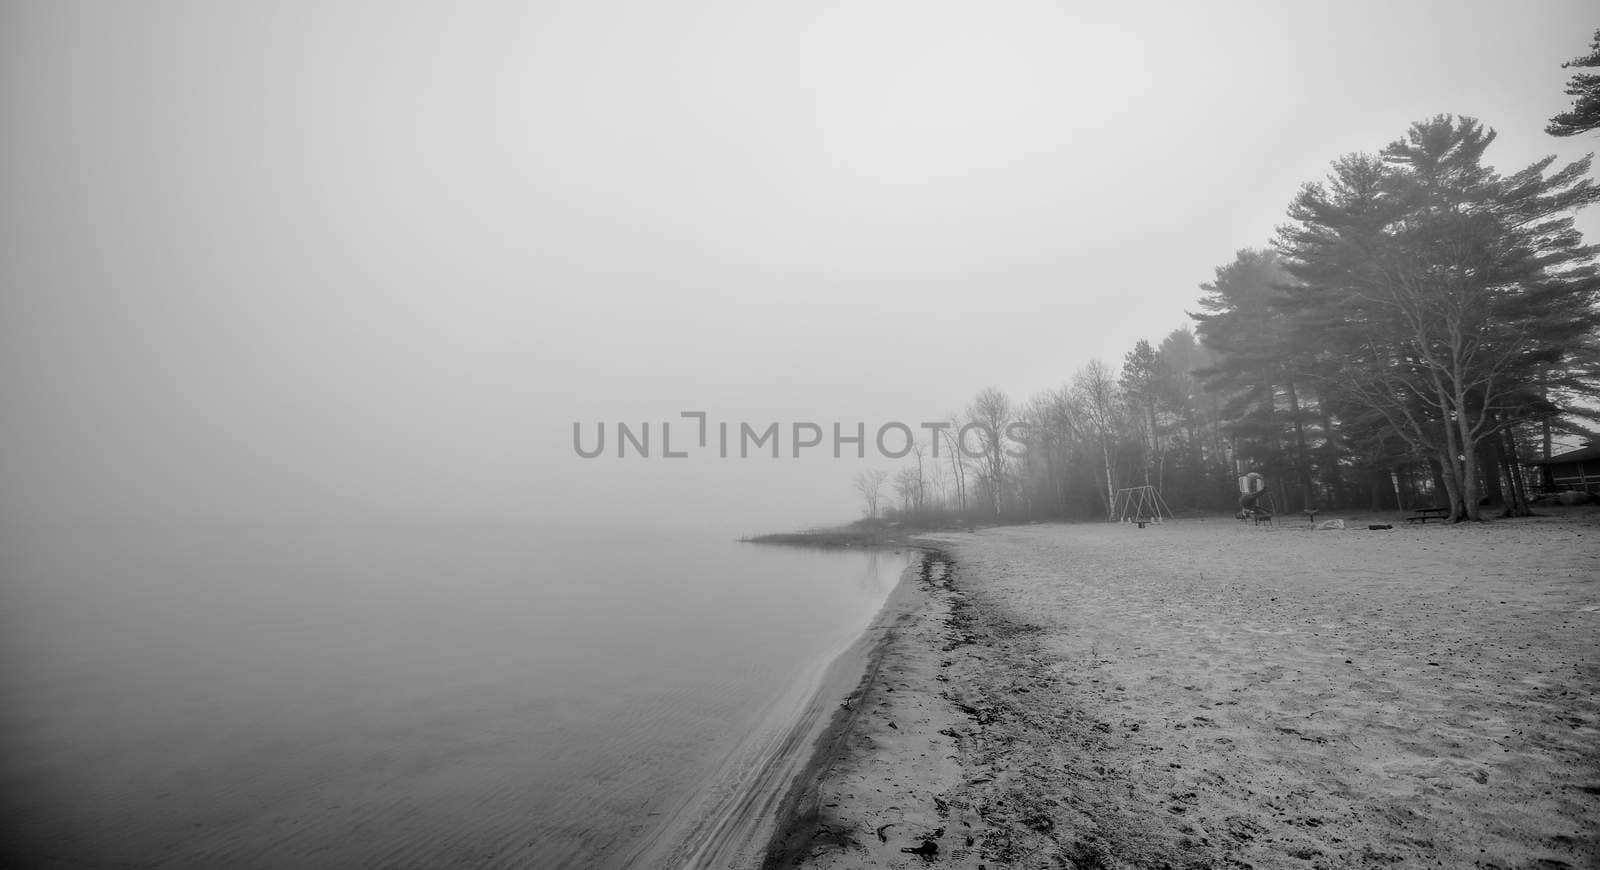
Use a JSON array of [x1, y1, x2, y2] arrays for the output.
[[1548, 28, 1600, 137], [1279, 116, 1600, 520]]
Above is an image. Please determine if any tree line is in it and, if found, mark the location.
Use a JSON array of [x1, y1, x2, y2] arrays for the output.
[[858, 114, 1600, 525]]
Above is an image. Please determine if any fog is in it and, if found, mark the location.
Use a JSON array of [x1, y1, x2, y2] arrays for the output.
[[3, 1, 1597, 534]]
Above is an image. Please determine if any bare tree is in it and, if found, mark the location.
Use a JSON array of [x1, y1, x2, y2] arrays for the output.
[[854, 468, 889, 518], [940, 414, 968, 515], [1073, 360, 1125, 519], [908, 440, 929, 512], [966, 387, 1013, 519], [893, 467, 921, 514], [1021, 387, 1078, 519]]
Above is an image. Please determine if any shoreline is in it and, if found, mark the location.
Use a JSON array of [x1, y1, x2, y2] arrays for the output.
[[622, 547, 936, 869], [767, 513, 1600, 868], [757, 547, 950, 869]]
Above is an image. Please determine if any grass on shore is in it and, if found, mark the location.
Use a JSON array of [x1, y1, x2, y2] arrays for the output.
[[740, 517, 953, 549]]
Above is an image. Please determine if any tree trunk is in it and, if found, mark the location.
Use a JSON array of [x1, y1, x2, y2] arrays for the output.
[[1541, 386, 1553, 461], [1145, 401, 1160, 490], [1501, 427, 1531, 517], [944, 431, 966, 515], [1434, 448, 1464, 520], [1452, 391, 1481, 521], [1428, 458, 1449, 507], [1285, 379, 1315, 512], [1319, 407, 1347, 509], [1479, 437, 1504, 509], [1101, 440, 1117, 521]]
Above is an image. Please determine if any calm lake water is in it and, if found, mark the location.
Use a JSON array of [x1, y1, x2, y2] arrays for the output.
[[0, 522, 911, 868]]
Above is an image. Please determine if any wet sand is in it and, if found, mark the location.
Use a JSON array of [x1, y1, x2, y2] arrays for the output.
[[766, 511, 1600, 869]]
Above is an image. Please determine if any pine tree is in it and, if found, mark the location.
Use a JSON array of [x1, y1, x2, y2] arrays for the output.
[[1190, 249, 1319, 511], [1153, 328, 1220, 509], [1279, 116, 1600, 520], [1548, 28, 1600, 137], [1119, 340, 1169, 490]]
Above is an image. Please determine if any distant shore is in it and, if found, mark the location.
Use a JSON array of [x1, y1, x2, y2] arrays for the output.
[[761, 509, 1600, 868], [740, 521, 932, 550]]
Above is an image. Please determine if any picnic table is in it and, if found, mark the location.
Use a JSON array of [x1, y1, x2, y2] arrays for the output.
[[1406, 506, 1450, 523]]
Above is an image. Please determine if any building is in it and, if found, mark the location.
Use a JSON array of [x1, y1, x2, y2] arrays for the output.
[[1525, 443, 1600, 494]]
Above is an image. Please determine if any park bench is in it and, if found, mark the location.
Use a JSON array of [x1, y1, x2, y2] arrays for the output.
[[1406, 506, 1450, 523]]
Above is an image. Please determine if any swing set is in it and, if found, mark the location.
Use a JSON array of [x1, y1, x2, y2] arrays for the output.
[[1111, 485, 1174, 528]]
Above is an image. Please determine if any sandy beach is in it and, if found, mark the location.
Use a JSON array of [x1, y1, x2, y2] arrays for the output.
[[764, 510, 1600, 869]]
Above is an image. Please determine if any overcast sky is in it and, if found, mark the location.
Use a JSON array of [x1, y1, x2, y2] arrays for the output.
[[3, 1, 1598, 533]]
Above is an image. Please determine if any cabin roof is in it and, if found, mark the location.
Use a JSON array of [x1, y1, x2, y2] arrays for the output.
[[1524, 442, 1600, 466]]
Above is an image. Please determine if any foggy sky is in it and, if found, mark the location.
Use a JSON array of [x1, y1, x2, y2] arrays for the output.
[[3, 1, 1598, 534]]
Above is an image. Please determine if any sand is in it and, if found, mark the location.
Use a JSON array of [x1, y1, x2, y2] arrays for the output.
[[765, 510, 1600, 869]]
